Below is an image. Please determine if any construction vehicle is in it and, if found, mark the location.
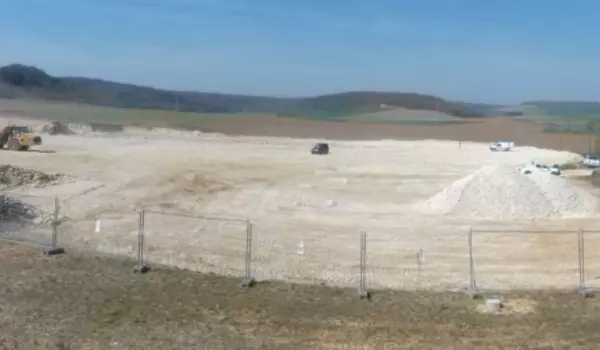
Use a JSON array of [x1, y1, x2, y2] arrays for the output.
[[0, 125, 42, 151]]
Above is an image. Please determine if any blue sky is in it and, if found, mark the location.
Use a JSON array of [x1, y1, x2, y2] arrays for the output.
[[0, 0, 599, 103]]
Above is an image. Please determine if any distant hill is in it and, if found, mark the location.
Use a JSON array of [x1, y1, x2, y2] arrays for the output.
[[0, 64, 489, 118], [0, 64, 227, 112], [0, 63, 493, 118]]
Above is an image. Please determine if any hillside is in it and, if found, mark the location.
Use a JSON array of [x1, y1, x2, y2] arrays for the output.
[[0, 63, 486, 118]]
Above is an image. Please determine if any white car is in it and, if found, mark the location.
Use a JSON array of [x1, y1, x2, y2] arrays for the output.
[[582, 154, 600, 168], [519, 161, 561, 176], [489, 141, 514, 152]]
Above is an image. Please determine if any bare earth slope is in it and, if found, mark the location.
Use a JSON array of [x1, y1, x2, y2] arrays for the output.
[[2, 242, 600, 349]]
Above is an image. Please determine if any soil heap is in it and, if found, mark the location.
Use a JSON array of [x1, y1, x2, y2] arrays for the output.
[[0, 194, 38, 221], [415, 165, 598, 220], [40, 120, 75, 135], [0, 164, 68, 189]]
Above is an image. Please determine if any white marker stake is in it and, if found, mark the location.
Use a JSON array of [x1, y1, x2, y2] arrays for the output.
[[297, 238, 304, 255], [95, 219, 101, 233]]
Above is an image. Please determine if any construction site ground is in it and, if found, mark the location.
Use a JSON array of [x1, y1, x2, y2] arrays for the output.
[[2, 242, 600, 349], [2, 114, 600, 348]]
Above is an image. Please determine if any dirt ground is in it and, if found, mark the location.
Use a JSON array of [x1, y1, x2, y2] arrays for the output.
[[1, 121, 597, 291], [2, 114, 600, 348], [186, 116, 596, 154], [1, 113, 596, 153], [4, 112, 600, 288], [1, 241, 600, 350]]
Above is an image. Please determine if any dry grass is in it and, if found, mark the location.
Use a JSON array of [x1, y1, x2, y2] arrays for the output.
[[1, 242, 600, 349]]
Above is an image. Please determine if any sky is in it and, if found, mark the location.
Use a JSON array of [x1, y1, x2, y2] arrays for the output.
[[0, 0, 599, 104]]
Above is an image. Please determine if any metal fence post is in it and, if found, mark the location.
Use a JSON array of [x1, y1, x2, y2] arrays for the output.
[[576, 229, 591, 297], [240, 220, 255, 288], [358, 231, 370, 299], [134, 209, 149, 273], [45, 196, 65, 255], [465, 228, 480, 297]]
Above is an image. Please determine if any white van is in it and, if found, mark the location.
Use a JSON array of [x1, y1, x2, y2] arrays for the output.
[[489, 140, 514, 152]]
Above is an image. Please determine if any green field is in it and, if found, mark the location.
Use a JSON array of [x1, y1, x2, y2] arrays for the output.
[[2, 97, 599, 132], [497, 104, 600, 135], [0, 98, 262, 129], [301, 107, 466, 124], [0, 98, 474, 127]]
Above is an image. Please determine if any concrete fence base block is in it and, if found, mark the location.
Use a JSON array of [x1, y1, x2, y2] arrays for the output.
[[45, 247, 65, 256], [485, 297, 502, 312], [133, 265, 150, 274], [240, 277, 256, 288], [576, 287, 594, 298], [358, 289, 371, 300], [464, 286, 482, 299]]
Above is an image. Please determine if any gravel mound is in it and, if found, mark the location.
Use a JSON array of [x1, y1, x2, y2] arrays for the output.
[[415, 165, 599, 220], [0, 164, 68, 189], [40, 120, 75, 135], [0, 194, 38, 221]]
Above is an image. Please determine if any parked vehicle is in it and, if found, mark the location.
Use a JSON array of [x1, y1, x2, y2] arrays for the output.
[[519, 161, 561, 176], [489, 140, 514, 152], [582, 153, 600, 168], [311, 142, 329, 155]]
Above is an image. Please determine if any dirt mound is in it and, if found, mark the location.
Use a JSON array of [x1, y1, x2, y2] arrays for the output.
[[0, 194, 38, 221], [0, 165, 68, 189], [41, 121, 75, 135], [414, 165, 598, 220]]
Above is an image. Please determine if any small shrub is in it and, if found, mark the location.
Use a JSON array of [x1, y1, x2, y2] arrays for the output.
[[559, 162, 580, 170]]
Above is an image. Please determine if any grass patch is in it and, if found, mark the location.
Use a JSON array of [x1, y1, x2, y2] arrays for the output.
[[1, 98, 472, 129], [0, 98, 263, 129], [1, 241, 600, 348], [559, 160, 581, 170]]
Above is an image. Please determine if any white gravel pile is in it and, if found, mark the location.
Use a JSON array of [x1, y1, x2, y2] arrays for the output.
[[415, 165, 599, 220]]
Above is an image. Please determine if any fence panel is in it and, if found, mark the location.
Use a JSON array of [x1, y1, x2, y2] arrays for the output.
[[471, 229, 579, 291], [583, 230, 600, 291], [53, 194, 137, 257], [142, 210, 249, 277], [366, 229, 468, 291], [251, 222, 362, 287], [57, 213, 138, 259], [0, 193, 57, 247]]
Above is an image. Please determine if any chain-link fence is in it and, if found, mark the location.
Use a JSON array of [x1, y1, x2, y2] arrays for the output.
[[57, 210, 139, 259], [140, 209, 250, 278], [3, 195, 600, 297], [467, 228, 600, 296], [365, 229, 469, 291]]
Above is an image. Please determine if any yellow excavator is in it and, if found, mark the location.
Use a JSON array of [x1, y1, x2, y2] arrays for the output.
[[0, 125, 42, 151]]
